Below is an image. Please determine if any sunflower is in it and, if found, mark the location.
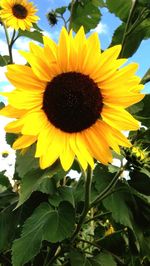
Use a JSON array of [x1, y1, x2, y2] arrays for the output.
[[0, 27, 145, 171], [0, 0, 39, 30]]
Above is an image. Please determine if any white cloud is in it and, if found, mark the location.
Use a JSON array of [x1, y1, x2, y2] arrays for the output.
[[14, 37, 31, 51], [0, 39, 27, 64], [43, 30, 59, 41], [91, 22, 109, 35]]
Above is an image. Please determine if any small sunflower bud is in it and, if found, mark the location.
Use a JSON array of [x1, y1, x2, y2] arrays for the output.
[[124, 145, 150, 168], [1, 151, 9, 158], [47, 11, 57, 26]]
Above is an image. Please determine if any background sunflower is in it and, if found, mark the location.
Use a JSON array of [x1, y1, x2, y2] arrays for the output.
[[0, 0, 39, 30]]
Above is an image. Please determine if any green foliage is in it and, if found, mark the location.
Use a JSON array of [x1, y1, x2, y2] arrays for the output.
[[18, 29, 43, 43], [135, 95, 150, 127], [108, 0, 150, 57], [5, 132, 17, 146], [12, 202, 75, 266], [106, 0, 132, 22], [0, 102, 5, 109], [16, 164, 65, 207], [141, 68, 150, 84], [0, 55, 10, 66], [55, 6, 67, 15], [15, 145, 39, 178], [0, 0, 150, 265], [70, 0, 101, 33]]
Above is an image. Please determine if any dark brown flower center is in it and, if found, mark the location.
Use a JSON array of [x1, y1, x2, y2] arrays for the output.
[[12, 4, 28, 19], [43, 72, 103, 133]]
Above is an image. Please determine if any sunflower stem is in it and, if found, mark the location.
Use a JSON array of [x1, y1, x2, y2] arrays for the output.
[[2, 22, 13, 64], [90, 165, 126, 207], [68, 0, 75, 31], [119, 0, 138, 58], [70, 165, 93, 243], [9, 29, 17, 48]]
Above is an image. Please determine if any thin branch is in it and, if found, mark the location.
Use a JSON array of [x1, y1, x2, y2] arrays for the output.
[[85, 211, 112, 224], [70, 165, 93, 242], [2, 22, 13, 63], [68, 0, 75, 31], [90, 166, 125, 207], [119, 0, 138, 58]]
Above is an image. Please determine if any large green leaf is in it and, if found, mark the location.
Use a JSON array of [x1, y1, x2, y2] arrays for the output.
[[69, 250, 89, 266], [15, 145, 39, 178], [12, 202, 75, 266], [0, 172, 11, 189], [70, 0, 101, 33], [94, 252, 117, 266], [93, 164, 113, 193], [69, 250, 117, 266], [111, 19, 150, 57], [109, 0, 150, 58], [135, 94, 150, 127], [129, 170, 150, 196], [106, 0, 132, 22], [0, 204, 19, 251], [0, 102, 5, 109], [49, 186, 75, 207], [12, 203, 50, 266], [43, 201, 75, 243], [5, 132, 17, 147], [16, 164, 65, 207], [18, 29, 43, 43], [103, 190, 134, 230], [0, 55, 10, 66]]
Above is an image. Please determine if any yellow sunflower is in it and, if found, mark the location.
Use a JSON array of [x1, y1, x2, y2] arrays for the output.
[[0, 27, 145, 171], [0, 0, 39, 30]]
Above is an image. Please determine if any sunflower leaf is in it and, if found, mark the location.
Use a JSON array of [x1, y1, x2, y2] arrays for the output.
[[94, 251, 117, 266], [106, 0, 132, 22], [111, 20, 150, 57], [12, 203, 51, 266], [0, 55, 10, 66], [55, 6, 67, 15], [16, 165, 65, 208], [43, 201, 75, 243], [12, 202, 75, 266], [0, 102, 5, 109], [0, 172, 12, 190], [134, 95, 150, 127], [0, 203, 19, 251], [18, 29, 43, 43], [5, 132, 17, 147], [103, 190, 134, 230], [15, 145, 39, 178], [70, 0, 101, 33]]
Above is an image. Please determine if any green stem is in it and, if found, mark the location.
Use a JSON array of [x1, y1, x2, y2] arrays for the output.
[[119, 0, 138, 58], [2, 22, 13, 63], [85, 211, 112, 224], [68, 0, 75, 31], [70, 165, 93, 242], [77, 238, 101, 250], [45, 246, 62, 266], [90, 166, 125, 207], [57, 14, 68, 29]]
